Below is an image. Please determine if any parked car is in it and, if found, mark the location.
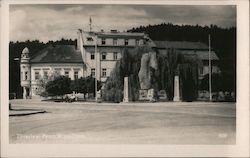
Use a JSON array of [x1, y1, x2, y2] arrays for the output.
[[63, 94, 76, 102]]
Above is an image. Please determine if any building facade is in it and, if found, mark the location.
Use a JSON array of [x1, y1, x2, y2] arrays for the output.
[[77, 29, 153, 82], [20, 45, 85, 99]]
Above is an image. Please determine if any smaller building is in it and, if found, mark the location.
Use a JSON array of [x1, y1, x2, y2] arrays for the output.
[[20, 45, 85, 99], [154, 40, 220, 79]]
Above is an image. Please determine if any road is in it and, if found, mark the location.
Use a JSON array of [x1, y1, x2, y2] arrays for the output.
[[9, 100, 236, 144]]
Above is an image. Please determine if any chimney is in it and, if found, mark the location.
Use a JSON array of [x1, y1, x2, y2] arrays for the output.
[[111, 30, 118, 33], [77, 29, 83, 50]]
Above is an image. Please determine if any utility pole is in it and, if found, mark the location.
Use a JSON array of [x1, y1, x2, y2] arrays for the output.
[[95, 35, 98, 102], [209, 34, 212, 101]]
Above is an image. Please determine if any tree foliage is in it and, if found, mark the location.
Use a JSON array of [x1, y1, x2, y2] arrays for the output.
[[102, 47, 150, 102], [199, 73, 235, 92], [70, 76, 101, 96], [103, 46, 201, 102], [45, 76, 72, 96]]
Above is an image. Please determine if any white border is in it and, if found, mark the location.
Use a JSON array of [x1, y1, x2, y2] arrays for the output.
[[1, 0, 249, 157]]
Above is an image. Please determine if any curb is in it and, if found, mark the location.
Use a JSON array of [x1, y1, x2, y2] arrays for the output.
[[9, 110, 47, 116]]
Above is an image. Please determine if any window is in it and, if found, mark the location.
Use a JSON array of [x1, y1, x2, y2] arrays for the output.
[[136, 39, 140, 45], [44, 71, 48, 79], [102, 68, 107, 77], [90, 52, 95, 60], [35, 72, 40, 80], [125, 39, 128, 45], [101, 38, 106, 45], [102, 52, 107, 60], [21, 72, 23, 80], [113, 52, 118, 60], [54, 69, 61, 76], [65, 71, 69, 78], [91, 68, 95, 77], [199, 68, 203, 75], [87, 37, 93, 41], [113, 39, 117, 45], [74, 71, 78, 80], [25, 72, 28, 80]]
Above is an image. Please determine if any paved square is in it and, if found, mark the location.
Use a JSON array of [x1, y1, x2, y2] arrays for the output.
[[9, 100, 236, 144]]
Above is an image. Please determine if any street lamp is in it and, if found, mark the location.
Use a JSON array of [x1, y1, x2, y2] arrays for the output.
[[10, 57, 20, 110], [208, 34, 212, 101]]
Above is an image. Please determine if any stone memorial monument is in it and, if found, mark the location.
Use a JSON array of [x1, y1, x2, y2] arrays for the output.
[[138, 51, 158, 101]]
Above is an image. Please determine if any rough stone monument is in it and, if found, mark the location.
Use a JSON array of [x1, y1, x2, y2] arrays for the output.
[[138, 51, 158, 101]]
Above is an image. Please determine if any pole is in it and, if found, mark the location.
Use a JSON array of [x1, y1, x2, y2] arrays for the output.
[[95, 35, 98, 102], [209, 34, 212, 101]]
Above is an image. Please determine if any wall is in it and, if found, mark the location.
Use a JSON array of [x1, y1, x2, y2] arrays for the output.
[[30, 63, 85, 96]]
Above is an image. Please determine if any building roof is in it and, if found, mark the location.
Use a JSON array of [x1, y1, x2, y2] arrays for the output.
[[181, 50, 219, 60], [155, 40, 218, 60], [158, 48, 219, 61], [154, 40, 209, 50], [30, 45, 83, 63], [87, 31, 146, 39]]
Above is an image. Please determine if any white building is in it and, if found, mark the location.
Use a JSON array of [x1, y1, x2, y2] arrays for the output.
[[77, 29, 153, 82]]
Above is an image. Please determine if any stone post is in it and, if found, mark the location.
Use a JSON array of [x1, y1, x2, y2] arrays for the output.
[[23, 87, 27, 99], [123, 77, 129, 102], [173, 75, 180, 102]]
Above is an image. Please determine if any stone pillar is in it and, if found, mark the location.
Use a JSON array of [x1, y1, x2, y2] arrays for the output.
[[123, 77, 129, 102], [173, 75, 180, 102], [23, 87, 27, 99]]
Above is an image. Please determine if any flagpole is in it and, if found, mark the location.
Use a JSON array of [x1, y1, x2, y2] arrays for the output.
[[209, 34, 212, 101]]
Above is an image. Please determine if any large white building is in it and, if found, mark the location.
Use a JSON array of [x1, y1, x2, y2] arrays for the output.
[[77, 29, 153, 82]]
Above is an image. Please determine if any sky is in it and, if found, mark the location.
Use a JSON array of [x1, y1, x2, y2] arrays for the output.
[[9, 4, 236, 42]]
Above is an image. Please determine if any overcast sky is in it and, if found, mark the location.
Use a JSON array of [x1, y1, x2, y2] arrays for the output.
[[10, 4, 236, 42]]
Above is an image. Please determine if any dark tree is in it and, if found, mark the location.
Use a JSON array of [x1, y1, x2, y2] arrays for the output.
[[70, 76, 101, 98], [45, 76, 72, 96]]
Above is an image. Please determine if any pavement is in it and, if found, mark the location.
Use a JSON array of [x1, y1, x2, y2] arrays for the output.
[[9, 99, 236, 144]]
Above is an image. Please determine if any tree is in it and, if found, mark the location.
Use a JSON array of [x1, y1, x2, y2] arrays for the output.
[[70, 76, 102, 98], [102, 47, 148, 102], [199, 73, 235, 92], [45, 76, 72, 96]]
